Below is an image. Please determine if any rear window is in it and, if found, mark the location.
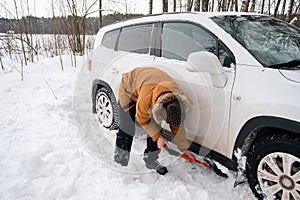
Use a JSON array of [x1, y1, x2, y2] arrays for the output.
[[117, 24, 154, 54], [101, 29, 120, 49]]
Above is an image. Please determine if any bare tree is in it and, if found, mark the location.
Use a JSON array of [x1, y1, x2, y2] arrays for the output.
[[149, 0, 153, 14], [268, 0, 271, 15], [163, 0, 168, 12], [221, 0, 227, 11], [234, 0, 239, 11], [0, 57, 4, 70], [241, 0, 250, 11], [228, 0, 238, 11], [173, 0, 177, 12], [217, 0, 222, 11], [194, 0, 200, 11], [187, 0, 193, 11], [202, 0, 209, 11], [99, 0, 102, 28], [274, 0, 281, 17], [261, 0, 265, 13], [13, 0, 25, 80], [281, 0, 287, 19], [211, 0, 215, 11], [51, 0, 64, 71], [250, 0, 256, 12], [287, 0, 295, 21], [64, 0, 98, 56]]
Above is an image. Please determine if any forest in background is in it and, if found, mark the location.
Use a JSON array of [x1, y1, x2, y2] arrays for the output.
[[0, 14, 143, 35]]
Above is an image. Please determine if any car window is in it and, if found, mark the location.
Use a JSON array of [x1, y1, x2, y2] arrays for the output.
[[101, 29, 120, 50], [118, 23, 154, 54], [161, 22, 217, 61], [160, 22, 234, 67], [212, 15, 300, 68], [218, 43, 234, 67]]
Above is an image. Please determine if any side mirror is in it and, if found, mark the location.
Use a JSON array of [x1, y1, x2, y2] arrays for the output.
[[187, 51, 227, 88]]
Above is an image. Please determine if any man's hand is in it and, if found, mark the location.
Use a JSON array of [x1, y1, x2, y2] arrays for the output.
[[157, 136, 171, 150], [182, 150, 195, 162]]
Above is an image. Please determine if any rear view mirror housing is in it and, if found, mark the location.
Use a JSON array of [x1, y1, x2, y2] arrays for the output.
[[187, 51, 227, 88]]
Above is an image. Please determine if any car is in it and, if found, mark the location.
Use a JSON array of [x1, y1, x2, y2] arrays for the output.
[[85, 12, 300, 199]]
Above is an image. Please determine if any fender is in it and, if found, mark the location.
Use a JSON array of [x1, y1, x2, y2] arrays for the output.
[[233, 116, 300, 158], [91, 79, 116, 113]]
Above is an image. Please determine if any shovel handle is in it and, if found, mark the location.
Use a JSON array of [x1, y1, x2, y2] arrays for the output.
[[164, 145, 211, 169], [179, 154, 212, 169]]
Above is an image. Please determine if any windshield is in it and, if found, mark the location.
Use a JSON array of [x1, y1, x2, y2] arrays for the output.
[[211, 15, 300, 69]]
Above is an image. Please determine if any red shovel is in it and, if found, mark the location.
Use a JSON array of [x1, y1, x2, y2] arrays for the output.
[[164, 146, 228, 178]]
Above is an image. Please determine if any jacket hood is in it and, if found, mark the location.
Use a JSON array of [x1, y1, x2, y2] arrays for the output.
[[152, 92, 191, 124]]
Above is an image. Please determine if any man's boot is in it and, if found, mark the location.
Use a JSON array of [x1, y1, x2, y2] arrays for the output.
[[114, 147, 130, 166], [143, 151, 168, 175]]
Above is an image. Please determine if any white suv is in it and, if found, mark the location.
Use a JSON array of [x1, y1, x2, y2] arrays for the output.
[[86, 12, 300, 199]]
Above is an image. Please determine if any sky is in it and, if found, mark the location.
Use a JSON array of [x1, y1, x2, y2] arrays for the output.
[[0, 0, 165, 18], [0, 0, 294, 19]]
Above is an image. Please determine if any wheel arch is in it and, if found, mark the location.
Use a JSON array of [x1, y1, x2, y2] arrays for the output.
[[92, 79, 116, 113], [233, 116, 300, 159]]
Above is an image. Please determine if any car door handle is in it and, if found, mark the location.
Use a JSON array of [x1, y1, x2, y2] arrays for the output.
[[111, 68, 119, 74]]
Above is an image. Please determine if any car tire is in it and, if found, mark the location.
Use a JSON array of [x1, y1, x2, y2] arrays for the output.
[[95, 87, 119, 130], [246, 133, 300, 200]]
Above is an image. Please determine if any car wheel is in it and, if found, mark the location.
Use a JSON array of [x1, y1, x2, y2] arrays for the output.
[[95, 87, 119, 130], [246, 134, 300, 199]]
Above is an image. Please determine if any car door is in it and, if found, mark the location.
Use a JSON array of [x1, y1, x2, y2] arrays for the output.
[[102, 23, 156, 96], [153, 21, 236, 156]]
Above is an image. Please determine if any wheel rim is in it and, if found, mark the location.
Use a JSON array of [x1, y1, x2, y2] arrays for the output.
[[96, 92, 113, 128], [257, 152, 300, 200]]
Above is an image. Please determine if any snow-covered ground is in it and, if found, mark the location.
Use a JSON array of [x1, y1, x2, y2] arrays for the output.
[[0, 55, 256, 200]]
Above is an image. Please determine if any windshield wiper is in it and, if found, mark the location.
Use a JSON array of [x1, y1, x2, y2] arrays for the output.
[[268, 60, 300, 70]]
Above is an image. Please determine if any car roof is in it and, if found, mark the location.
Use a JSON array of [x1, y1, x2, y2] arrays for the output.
[[94, 12, 266, 48], [109, 12, 263, 26], [99, 12, 265, 32]]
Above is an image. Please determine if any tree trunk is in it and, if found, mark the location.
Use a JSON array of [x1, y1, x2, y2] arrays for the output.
[[187, 0, 193, 11], [281, 0, 287, 19], [194, 0, 200, 11], [173, 0, 176, 12], [287, 0, 295, 21], [0, 57, 4, 70], [268, 0, 271, 15], [250, 0, 255, 12], [163, 0, 168, 12], [234, 0, 238, 11], [149, 0, 153, 14], [261, 0, 265, 13], [227, 0, 233, 11], [222, 0, 227, 11], [241, 0, 250, 12], [274, 0, 281, 17], [218, 0, 222, 11], [99, 0, 102, 28]]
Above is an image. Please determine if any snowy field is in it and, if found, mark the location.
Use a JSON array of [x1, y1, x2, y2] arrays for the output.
[[0, 55, 256, 199]]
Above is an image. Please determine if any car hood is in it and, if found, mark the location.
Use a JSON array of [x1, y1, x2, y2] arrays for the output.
[[279, 70, 300, 84]]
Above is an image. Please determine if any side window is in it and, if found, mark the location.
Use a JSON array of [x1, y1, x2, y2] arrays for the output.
[[218, 43, 234, 68], [160, 22, 234, 67], [161, 22, 216, 61], [101, 29, 120, 50], [118, 24, 153, 54]]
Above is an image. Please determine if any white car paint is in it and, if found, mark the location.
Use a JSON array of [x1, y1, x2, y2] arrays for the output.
[[89, 12, 300, 160]]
